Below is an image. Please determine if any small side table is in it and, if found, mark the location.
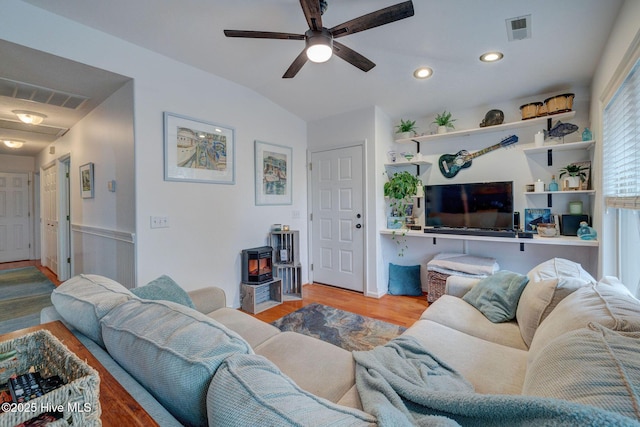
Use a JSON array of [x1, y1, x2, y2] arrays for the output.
[[240, 279, 283, 314]]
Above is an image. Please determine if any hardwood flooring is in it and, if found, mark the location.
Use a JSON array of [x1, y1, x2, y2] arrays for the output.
[[250, 283, 429, 327]]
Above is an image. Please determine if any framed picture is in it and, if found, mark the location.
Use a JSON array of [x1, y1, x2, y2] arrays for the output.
[[254, 140, 292, 205], [163, 112, 235, 184], [79, 162, 94, 199], [524, 208, 551, 233]]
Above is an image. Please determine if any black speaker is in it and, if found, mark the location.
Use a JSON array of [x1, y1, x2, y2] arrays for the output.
[[513, 212, 520, 230], [561, 214, 589, 236]]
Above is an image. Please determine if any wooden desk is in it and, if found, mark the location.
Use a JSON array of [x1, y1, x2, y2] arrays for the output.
[[0, 321, 159, 426]]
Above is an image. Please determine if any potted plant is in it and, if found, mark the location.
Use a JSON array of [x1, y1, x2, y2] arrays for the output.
[[433, 110, 456, 134], [384, 171, 420, 256], [559, 163, 588, 190], [395, 119, 418, 140]]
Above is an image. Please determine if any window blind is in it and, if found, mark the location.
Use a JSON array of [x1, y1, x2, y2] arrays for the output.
[[603, 58, 640, 210]]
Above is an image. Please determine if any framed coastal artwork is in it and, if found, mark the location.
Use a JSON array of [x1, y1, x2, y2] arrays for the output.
[[163, 112, 235, 184], [79, 162, 94, 199], [254, 140, 292, 205]]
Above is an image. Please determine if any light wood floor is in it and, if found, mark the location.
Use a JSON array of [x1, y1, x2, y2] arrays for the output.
[[249, 283, 429, 327], [0, 261, 428, 327]]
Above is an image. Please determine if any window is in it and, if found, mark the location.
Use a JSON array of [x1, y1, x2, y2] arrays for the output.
[[603, 57, 640, 296]]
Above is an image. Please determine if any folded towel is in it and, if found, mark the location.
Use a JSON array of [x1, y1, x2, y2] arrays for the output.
[[427, 253, 499, 276]]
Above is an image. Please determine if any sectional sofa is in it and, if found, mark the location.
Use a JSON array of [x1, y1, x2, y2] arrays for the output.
[[40, 258, 640, 426]]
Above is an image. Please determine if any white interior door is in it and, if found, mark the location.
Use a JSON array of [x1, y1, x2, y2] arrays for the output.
[[310, 145, 364, 292], [0, 172, 30, 262], [42, 163, 58, 274]]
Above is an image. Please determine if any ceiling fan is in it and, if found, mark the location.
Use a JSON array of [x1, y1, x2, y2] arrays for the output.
[[224, 0, 415, 78]]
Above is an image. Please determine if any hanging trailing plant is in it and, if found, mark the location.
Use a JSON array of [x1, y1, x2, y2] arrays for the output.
[[384, 170, 420, 256]]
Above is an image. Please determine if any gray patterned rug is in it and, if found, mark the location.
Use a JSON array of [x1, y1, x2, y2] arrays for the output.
[[0, 267, 56, 334], [271, 303, 406, 351]]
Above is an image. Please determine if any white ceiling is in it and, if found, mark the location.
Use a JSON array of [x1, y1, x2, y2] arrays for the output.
[[1, 0, 624, 155]]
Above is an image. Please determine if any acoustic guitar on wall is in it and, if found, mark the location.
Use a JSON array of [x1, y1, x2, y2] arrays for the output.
[[438, 134, 519, 178]]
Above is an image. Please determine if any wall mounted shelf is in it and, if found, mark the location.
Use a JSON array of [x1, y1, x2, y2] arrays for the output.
[[394, 111, 576, 144]]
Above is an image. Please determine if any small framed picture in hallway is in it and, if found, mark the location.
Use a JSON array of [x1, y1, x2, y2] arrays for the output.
[[80, 162, 94, 199]]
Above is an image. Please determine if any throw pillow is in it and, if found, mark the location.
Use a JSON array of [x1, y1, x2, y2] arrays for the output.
[[462, 270, 529, 323], [131, 274, 196, 309], [516, 276, 592, 347], [388, 263, 422, 296], [526, 257, 596, 284], [523, 323, 640, 421]]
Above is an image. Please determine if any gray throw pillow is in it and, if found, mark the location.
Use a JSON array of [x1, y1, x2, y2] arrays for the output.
[[131, 274, 195, 309], [462, 270, 529, 323]]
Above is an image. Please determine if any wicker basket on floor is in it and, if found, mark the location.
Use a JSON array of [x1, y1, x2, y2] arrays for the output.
[[427, 270, 450, 303], [0, 330, 101, 427]]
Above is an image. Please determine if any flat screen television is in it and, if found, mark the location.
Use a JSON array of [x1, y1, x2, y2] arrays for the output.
[[425, 181, 514, 230]]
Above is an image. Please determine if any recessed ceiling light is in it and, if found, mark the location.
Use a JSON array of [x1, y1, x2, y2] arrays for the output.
[[479, 52, 504, 62], [12, 110, 47, 125], [4, 139, 24, 149], [413, 67, 433, 79]]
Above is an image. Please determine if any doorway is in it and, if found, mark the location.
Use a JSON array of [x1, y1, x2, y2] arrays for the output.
[[40, 157, 71, 281], [309, 144, 364, 292], [0, 172, 31, 262]]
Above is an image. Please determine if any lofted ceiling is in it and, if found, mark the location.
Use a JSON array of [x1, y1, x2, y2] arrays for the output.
[[1, 0, 624, 156]]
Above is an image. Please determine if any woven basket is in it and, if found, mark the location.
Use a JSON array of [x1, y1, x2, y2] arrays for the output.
[[0, 330, 101, 427], [427, 270, 450, 303]]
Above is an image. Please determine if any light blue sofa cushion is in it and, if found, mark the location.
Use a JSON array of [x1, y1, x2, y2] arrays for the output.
[[462, 270, 529, 323], [51, 274, 135, 347], [208, 354, 377, 426], [101, 298, 252, 427], [523, 323, 640, 421], [388, 263, 422, 296], [131, 274, 196, 309]]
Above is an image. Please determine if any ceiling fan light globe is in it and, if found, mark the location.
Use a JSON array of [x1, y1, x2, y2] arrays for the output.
[[305, 28, 333, 63], [307, 44, 332, 63]]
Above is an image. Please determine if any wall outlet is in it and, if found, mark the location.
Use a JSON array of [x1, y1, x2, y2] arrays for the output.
[[150, 216, 169, 229]]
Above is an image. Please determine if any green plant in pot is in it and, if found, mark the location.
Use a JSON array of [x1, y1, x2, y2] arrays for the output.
[[433, 110, 456, 134], [395, 119, 418, 139], [559, 163, 588, 190], [384, 171, 420, 255]]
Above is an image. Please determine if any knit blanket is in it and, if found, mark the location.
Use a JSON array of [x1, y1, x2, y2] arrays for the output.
[[353, 336, 639, 426]]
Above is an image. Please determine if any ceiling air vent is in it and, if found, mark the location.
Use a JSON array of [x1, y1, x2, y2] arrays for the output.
[[0, 77, 89, 110], [506, 15, 531, 41]]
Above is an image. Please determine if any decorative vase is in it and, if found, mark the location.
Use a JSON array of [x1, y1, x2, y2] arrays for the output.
[[577, 221, 597, 240], [437, 125, 447, 134]]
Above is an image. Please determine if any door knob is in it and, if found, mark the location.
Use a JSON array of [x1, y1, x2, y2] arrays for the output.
[[356, 224, 362, 229]]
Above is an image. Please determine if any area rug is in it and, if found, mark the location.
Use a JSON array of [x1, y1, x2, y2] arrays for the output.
[[0, 267, 56, 334], [271, 303, 406, 352]]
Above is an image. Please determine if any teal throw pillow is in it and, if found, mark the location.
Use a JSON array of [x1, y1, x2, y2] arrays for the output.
[[131, 275, 196, 309], [462, 270, 529, 323], [388, 263, 422, 296]]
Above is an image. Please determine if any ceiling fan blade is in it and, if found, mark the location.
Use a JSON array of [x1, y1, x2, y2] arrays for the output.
[[224, 30, 305, 40], [283, 49, 309, 78], [330, 1, 415, 38], [299, 0, 323, 31], [333, 41, 375, 72]]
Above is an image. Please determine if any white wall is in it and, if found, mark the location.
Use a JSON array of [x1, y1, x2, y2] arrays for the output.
[[1, 1, 307, 307], [0, 155, 35, 173], [589, 0, 640, 278]]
